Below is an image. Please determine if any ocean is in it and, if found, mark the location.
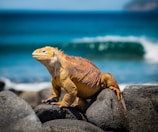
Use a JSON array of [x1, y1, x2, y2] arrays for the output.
[[0, 11, 158, 88]]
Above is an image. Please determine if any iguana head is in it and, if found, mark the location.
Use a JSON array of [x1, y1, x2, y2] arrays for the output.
[[32, 46, 59, 66]]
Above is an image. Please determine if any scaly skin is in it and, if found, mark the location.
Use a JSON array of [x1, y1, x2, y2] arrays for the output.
[[32, 46, 126, 111]]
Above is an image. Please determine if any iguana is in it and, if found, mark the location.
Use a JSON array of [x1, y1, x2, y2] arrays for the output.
[[32, 46, 126, 111]]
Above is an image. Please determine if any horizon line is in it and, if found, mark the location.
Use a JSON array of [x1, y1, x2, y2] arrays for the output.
[[0, 9, 157, 14]]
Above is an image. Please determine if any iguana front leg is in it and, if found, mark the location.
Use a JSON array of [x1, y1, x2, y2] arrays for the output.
[[53, 76, 77, 107], [42, 78, 61, 103]]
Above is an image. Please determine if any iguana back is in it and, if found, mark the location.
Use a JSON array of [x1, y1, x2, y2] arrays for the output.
[[64, 55, 102, 87]]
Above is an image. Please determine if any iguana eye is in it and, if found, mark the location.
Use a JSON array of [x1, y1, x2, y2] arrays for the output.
[[42, 50, 46, 53]]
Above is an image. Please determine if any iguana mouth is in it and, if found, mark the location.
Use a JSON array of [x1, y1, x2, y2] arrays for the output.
[[32, 53, 48, 60], [32, 54, 41, 57], [32, 54, 40, 58]]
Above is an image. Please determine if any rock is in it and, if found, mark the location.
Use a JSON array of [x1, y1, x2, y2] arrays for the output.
[[0, 80, 5, 91], [42, 119, 104, 132], [38, 88, 52, 101], [0, 91, 42, 132], [38, 88, 65, 102], [9, 89, 23, 96], [123, 85, 158, 132], [8, 89, 40, 108], [124, 0, 158, 11], [19, 91, 40, 108], [86, 89, 128, 131], [34, 104, 87, 123]]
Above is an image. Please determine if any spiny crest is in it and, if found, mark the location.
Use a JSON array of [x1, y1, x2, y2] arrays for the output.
[[47, 46, 64, 55]]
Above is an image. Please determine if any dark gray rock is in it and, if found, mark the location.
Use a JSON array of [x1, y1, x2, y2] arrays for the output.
[[42, 119, 104, 132], [123, 85, 158, 132], [0, 80, 5, 91], [38, 88, 65, 102], [38, 88, 52, 101], [86, 89, 128, 131], [34, 104, 87, 123], [0, 91, 42, 132]]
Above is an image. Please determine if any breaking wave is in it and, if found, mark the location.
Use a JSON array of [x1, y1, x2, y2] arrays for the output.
[[71, 36, 158, 62], [1, 35, 158, 62]]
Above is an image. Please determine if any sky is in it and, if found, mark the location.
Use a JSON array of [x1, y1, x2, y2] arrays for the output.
[[0, 0, 130, 11]]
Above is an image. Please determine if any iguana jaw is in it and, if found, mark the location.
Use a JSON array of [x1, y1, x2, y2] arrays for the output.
[[32, 52, 51, 61]]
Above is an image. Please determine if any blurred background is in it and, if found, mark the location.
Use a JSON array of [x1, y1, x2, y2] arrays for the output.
[[0, 0, 158, 86]]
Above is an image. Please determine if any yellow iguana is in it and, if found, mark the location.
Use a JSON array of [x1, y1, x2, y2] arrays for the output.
[[32, 46, 126, 111]]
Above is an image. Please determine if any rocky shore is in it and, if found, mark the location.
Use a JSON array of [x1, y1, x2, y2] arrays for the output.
[[0, 80, 158, 132]]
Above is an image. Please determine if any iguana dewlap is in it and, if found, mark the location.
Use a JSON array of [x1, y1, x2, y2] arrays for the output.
[[32, 46, 126, 111]]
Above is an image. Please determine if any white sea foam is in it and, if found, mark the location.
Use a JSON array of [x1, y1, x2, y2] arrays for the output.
[[1, 77, 158, 92], [0, 77, 51, 92], [120, 83, 158, 92], [140, 38, 158, 63], [73, 36, 158, 63]]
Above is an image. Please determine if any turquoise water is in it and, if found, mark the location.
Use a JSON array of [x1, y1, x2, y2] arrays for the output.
[[0, 11, 158, 84]]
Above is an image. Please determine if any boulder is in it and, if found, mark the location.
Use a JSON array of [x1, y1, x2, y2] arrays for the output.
[[0, 91, 42, 132], [19, 91, 40, 108], [34, 104, 87, 123], [42, 119, 104, 132], [123, 85, 158, 132], [38, 88, 52, 101], [0, 80, 5, 91], [86, 89, 128, 131], [38, 88, 65, 102]]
